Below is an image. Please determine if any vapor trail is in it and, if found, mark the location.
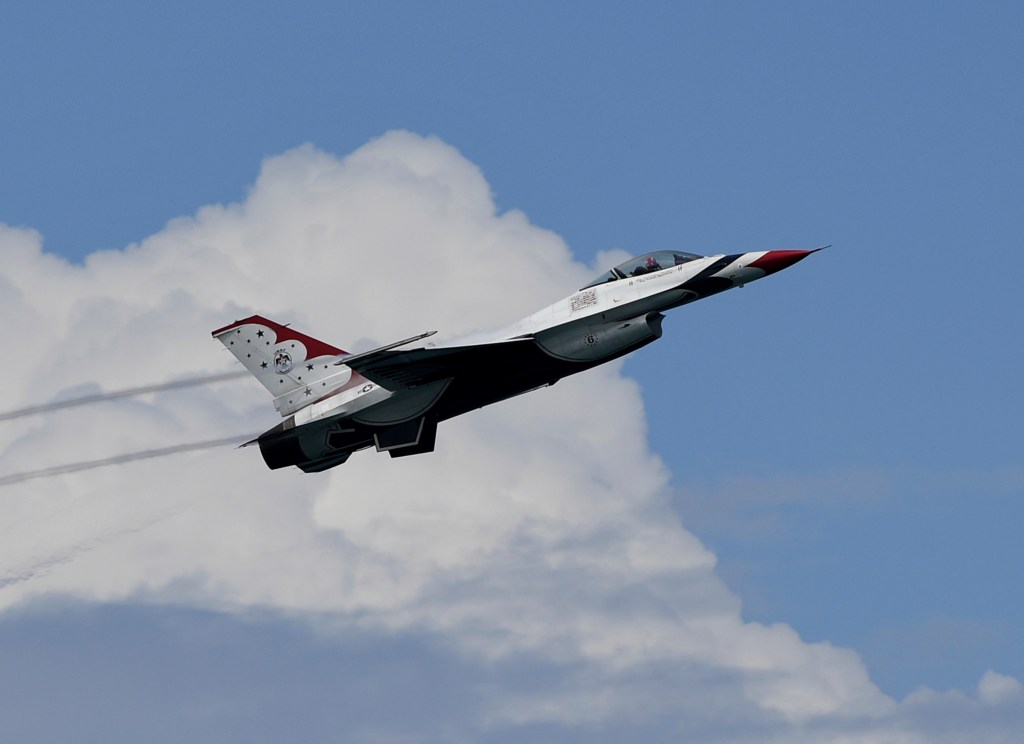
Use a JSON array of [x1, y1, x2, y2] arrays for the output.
[[0, 370, 248, 422], [0, 434, 258, 487]]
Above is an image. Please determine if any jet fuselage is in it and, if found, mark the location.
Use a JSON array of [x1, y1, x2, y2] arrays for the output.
[[213, 248, 819, 471]]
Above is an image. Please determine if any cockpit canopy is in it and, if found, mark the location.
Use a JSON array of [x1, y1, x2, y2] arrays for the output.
[[581, 251, 703, 290]]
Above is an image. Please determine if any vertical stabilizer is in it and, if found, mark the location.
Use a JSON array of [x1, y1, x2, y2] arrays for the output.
[[211, 315, 357, 416]]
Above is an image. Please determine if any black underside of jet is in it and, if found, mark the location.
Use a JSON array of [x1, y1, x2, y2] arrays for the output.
[[257, 328, 661, 472]]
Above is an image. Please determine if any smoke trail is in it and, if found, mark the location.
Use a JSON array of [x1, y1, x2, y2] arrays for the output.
[[0, 434, 258, 487], [0, 370, 248, 422]]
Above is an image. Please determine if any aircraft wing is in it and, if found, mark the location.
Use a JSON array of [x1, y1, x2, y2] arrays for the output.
[[342, 337, 537, 390]]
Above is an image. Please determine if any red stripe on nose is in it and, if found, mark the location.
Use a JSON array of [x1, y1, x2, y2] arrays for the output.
[[748, 250, 815, 275]]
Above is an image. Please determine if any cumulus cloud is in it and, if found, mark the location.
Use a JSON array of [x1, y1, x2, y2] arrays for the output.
[[979, 671, 1024, 706], [0, 131, 1019, 741]]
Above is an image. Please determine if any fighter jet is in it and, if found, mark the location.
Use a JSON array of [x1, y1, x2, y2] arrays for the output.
[[213, 247, 822, 472]]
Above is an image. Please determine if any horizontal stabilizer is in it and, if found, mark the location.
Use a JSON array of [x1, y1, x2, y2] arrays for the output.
[[334, 331, 437, 367]]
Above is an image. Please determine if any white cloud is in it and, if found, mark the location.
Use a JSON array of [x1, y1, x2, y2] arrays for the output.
[[979, 671, 1024, 706], [0, 131, 1019, 741]]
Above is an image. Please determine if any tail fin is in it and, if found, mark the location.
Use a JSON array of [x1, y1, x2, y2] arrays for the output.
[[211, 315, 355, 416]]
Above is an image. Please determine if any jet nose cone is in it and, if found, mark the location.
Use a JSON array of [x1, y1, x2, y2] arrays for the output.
[[748, 249, 818, 276]]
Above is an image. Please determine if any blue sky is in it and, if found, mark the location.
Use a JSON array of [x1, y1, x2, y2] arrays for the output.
[[1, 1, 1022, 740]]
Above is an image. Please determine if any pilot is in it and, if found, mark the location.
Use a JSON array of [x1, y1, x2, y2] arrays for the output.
[[645, 255, 662, 272]]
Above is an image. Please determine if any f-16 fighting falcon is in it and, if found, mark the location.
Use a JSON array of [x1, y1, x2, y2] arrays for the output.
[[213, 247, 823, 472]]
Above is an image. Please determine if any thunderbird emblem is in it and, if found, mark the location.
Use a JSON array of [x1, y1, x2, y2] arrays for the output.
[[273, 350, 293, 374]]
